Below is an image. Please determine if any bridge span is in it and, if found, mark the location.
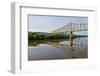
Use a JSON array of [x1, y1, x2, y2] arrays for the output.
[[52, 23, 88, 34], [50, 23, 88, 48]]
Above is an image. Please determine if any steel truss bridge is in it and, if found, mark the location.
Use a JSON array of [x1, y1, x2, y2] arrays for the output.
[[50, 23, 88, 48], [52, 23, 88, 34]]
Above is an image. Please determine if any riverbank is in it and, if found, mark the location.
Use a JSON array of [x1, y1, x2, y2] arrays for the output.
[[28, 36, 87, 46]]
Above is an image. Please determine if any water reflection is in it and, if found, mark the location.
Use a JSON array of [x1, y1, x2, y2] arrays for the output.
[[28, 37, 88, 60]]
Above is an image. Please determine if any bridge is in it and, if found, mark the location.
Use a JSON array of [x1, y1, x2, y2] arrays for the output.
[[52, 23, 88, 34], [50, 23, 88, 48]]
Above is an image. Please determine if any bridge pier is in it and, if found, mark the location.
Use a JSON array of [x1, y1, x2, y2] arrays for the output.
[[69, 31, 74, 48]]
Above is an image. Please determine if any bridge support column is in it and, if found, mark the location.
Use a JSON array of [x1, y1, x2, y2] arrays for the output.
[[69, 31, 74, 48]]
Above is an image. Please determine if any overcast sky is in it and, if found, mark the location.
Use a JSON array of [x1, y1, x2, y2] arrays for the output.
[[28, 15, 88, 33]]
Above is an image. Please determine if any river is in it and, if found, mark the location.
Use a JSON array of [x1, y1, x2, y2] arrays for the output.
[[28, 37, 88, 61]]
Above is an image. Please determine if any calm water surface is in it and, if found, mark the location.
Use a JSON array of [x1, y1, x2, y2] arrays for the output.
[[28, 37, 88, 60]]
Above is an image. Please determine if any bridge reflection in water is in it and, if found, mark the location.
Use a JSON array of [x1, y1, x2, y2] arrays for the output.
[[46, 37, 88, 59]]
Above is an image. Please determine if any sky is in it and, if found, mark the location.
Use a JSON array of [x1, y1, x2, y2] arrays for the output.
[[28, 15, 88, 34]]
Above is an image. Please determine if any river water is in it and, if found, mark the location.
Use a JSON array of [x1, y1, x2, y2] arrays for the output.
[[28, 37, 88, 61]]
